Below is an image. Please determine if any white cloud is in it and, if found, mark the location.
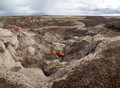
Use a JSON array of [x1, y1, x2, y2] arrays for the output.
[[38, 0, 120, 15], [13, 6, 40, 14], [0, 0, 120, 16]]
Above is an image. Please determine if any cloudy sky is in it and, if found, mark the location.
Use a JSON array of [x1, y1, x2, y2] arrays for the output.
[[0, 0, 120, 16]]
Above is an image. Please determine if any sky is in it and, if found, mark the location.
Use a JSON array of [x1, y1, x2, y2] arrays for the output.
[[0, 0, 120, 16]]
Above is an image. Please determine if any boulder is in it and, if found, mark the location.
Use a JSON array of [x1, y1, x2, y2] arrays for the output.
[[44, 32, 57, 43], [0, 28, 19, 48], [83, 35, 93, 42], [37, 44, 50, 54], [66, 39, 76, 46], [0, 50, 15, 69], [9, 35, 19, 49], [28, 46, 35, 55], [19, 35, 35, 46], [54, 43, 65, 51], [14, 62, 23, 68], [64, 45, 70, 52], [73, 36, 80, 40], [54, 33, 62, 40], [19, 31, 35, 46], [52, 59, 60, 64]]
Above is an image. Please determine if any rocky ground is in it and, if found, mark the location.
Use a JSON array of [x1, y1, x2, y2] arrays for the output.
[[0, 16, 120, 88]]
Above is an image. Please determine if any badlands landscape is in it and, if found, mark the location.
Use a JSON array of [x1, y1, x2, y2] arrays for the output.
[[0, 16, 120, 88]]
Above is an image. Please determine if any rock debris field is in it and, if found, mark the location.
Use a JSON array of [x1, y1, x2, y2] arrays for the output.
[[0, 16, 120, 88]]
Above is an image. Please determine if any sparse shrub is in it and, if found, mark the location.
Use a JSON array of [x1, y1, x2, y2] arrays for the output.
[[20, 55, 38, 68], [16, 50, 38, 68], [25, 56, 35, 65], [16, 50, 25, 57], [11, 66, 21, 72], [0, 47, 4, 53], [0, 78, 22, 88]]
